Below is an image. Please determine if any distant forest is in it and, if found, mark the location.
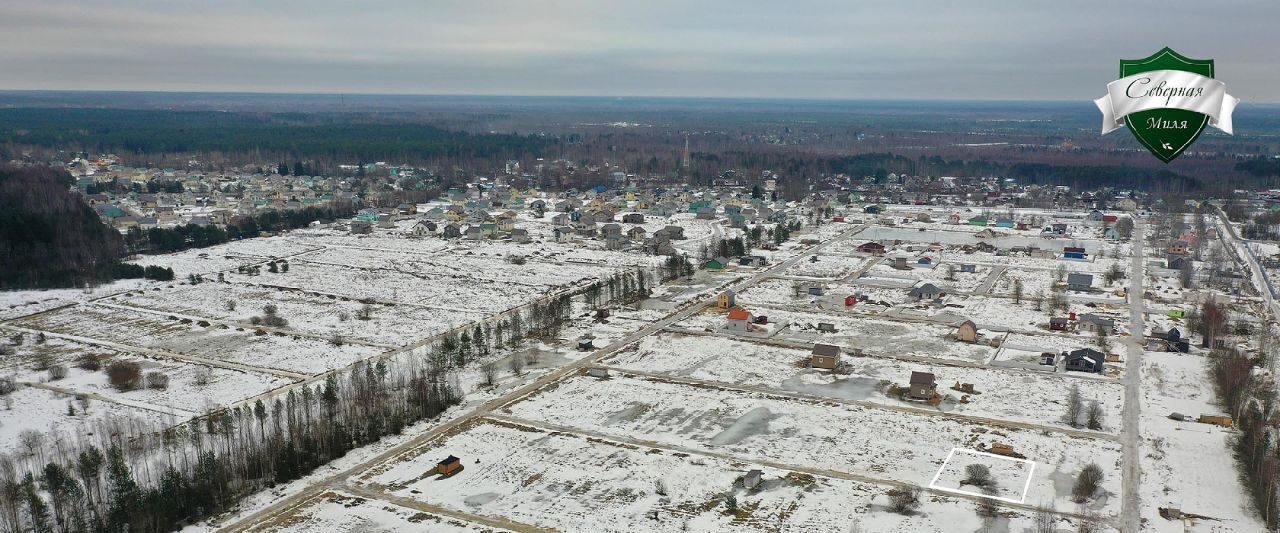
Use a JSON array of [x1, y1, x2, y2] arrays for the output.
[[0, 108, 553, 169]]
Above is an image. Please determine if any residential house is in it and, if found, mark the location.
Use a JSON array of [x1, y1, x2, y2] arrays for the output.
[[622, 212, 645, 224], [510, 228, 531, 244], [725, 307, 753, 332], [1067, 273, 1094, 291], [705, 257, 729, 271], [1168, 240, 1189, 255], [956, 320, 979, 343], [411, 220, 436, 236], [908, 372, 937, 400], [811, 343, 841, 370], [627, 226, 647, 241], [739, 255, 767, 267], [716, 290, 737, 309], [909, 283, 943, 301], [1078, 313, 1115, 334], [857, 242, 887, 254], [1049, 317, 1069, 331], [441, 223, 462, 239], [1065, 348, 1105, 373]]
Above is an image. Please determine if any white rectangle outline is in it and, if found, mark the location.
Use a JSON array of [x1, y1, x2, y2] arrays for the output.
[[927, 448, 1037, 505]]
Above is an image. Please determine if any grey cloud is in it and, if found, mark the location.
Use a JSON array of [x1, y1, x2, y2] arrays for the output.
[[1, 0, 1277, 100]]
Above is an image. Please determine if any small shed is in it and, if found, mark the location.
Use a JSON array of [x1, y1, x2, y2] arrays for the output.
[[716, 290, 737, 309], [743, 469, 763, 489], [437, 455, 462, 476], [955, 320, 978, 343], [1049, 317, 1068, 331], [817, 322, 836, 333], [587, 368, 610, 378], [577, 338, 595, 351]]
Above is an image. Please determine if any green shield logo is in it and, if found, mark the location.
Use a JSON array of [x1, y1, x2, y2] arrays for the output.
[[1095, 48, 1238, 163]]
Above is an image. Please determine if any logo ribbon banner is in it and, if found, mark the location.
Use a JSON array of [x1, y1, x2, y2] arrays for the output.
[[1094, 69, 1239, 135]]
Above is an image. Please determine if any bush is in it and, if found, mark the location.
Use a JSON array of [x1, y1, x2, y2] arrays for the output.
[[48, 364, 68, 381], [145, 371, 170, 390], [888, 485, 922, 514], [1072, 463, 1104, 502], [106, 361, 143, 391], [0, 376, 16, 396], [329, 335, 345, 347], [963, 464, 993, 487], [32, 353, 55, 371], [76, 353, 103, 371], [193, 367, 212, 386], [260, 314, 288, 327]]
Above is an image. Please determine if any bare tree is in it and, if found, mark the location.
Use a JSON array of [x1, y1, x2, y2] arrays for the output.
[[1012, 279, 1024, 305], [1086, 401, 1104, 430], [508, 354, 525, 376], [482, 361, 497, 387], [1065, 384, 1083, 427]]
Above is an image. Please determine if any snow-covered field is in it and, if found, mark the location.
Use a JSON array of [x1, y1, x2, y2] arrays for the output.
[[782, 254, 869, 279], [507, 374, 1124, 517], [604, 333, 1124, 431], [11, 304, 385, 375], [360, 419, 1080, 533], [107, 281, 483, 346], [1139, 351, 1266, 532], [243, 490, 514, 533]]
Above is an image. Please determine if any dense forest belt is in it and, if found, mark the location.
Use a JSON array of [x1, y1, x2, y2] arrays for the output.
[[0, 166, 128, 289], [0, 108, 553, 162]]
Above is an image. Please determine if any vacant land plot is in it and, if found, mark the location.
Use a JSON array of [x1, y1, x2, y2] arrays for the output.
[[605, 333, 1123, 431], [360, 420, 1058, 533], [244, 490, 515, 533], [109, 282, 482, 346], [12, 304, 383, 375], [507, 374, 1123, 516]]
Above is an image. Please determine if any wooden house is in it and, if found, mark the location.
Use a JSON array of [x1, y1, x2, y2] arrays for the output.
[[811, 343, 841, 369]]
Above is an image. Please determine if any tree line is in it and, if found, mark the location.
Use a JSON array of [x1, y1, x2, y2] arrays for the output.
[[0, 354, 461, 533], [122, 202, 359, 255]]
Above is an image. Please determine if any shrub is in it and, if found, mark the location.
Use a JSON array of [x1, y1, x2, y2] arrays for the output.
[[1072, 463, 1104, 502], [261, 314, 288, 327], [106, 361, 143, 391], [0, 376, 16, 396], [329, 335, 345, 347], [48, 365, 68, 381], [888, 485, 922, 514], [193, 367, 212, 386], [76, 354, 103, 371], [145, 372, 170, 390], [32, 353, 55, 371]]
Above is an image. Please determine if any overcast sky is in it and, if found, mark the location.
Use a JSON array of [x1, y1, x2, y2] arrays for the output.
[[3, 0, 1278, 102]]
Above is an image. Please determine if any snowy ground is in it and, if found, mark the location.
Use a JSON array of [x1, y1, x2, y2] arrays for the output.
[[603, 332, 1124, 431], [359, 419, 1093, 533], [506, 373, 1124, 517]]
